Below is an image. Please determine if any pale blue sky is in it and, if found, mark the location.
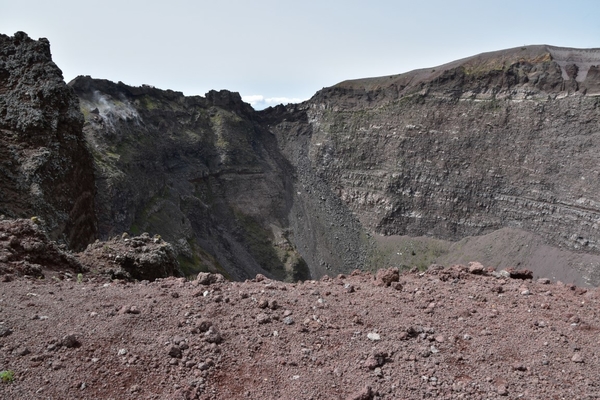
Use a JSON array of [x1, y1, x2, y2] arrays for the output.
[[2, 0, 599, 108]]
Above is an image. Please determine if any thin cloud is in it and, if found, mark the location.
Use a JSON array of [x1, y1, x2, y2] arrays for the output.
[[242, 95, 306, 110]]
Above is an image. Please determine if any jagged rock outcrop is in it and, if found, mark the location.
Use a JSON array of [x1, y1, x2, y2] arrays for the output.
[[0, 32, 96, 250], [69, 77, 323, 281], [77, 232, 181, 281], [264, 45, 600, 284], [0, 217, 84, 278]]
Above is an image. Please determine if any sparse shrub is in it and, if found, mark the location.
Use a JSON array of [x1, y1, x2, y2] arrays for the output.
[[0, 370, 14, 383]]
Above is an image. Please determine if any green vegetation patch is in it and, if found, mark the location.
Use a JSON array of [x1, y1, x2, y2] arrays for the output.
[[0, 370, 14, 383]]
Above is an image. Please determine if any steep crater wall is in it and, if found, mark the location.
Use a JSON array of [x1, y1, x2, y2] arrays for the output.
[[267, 45, 600, 284], [70, 77, 368, 280]]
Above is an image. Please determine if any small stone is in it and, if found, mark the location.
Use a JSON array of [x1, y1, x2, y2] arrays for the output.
[[571, 353, 584, 363], [507, 267, 533, 280], [537, 278, 551, 284], [256, 313, 271, 324], [198, 362, 211, 371], [364, 352, 386, 370], [196, 320, 212, 333], [51, 361, 64, 370], [344, 283, 355, 293], [204, 327, 223, 344], [196, 272, 212, 285], [498, 270, 511, 278], [513, 363, 527, 371], [468, 262, 485, 274], [375, 267, 400, 286], [367, 332, 381, 341], [268, 300, 278, 310], [118, 348, 128, 356], [497, 385, 508, 396], [521, 290, 531, 296], [119, 305, 140, 314], [16, 347, 30, 356], [61, 334, 81, 348], [0, 326, 13, 337], [347, 385, 373, 400], [128, 306, 141, 314], [283, 316, 294, 325], [258, 299, 269, 309], [168, 346, 182, 358]]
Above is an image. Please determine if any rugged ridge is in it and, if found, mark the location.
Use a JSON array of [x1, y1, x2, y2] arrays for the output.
[[3, 32, 600, 285], [0, 32, 96, 250], [69, 76, 368, 281], [264, 44, 600, 284]]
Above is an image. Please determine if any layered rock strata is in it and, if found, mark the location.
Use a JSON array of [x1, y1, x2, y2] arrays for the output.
[[265, 45, 600, 283]]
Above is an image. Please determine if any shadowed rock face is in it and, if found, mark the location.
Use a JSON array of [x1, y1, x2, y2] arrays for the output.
[[0, 32, 96, 250], [264, 45, 600, 284], [69, 77, 319, 281]]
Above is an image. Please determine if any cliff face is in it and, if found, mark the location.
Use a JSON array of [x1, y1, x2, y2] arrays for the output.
[[69, 77, 324, 281], [266, 45, 600, 284], [4, 33, 600, 285], [0, 32, 96, 250]]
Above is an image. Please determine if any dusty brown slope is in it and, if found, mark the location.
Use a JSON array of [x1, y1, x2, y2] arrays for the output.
[[1, 268, 599, 399]]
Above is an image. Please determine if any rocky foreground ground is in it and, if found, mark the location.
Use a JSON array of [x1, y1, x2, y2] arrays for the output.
[[1, 260, 599, 399]]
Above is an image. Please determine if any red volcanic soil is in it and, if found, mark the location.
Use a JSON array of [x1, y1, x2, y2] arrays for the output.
[[1, 264, 600, 399]]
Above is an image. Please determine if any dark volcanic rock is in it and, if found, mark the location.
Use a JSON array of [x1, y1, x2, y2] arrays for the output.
[[0, 218, 83, 277], [69, 76, 318, 281], [78, 232, 181, 281], [506, 267, 534, 280], [0, 32, 96, 251]]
